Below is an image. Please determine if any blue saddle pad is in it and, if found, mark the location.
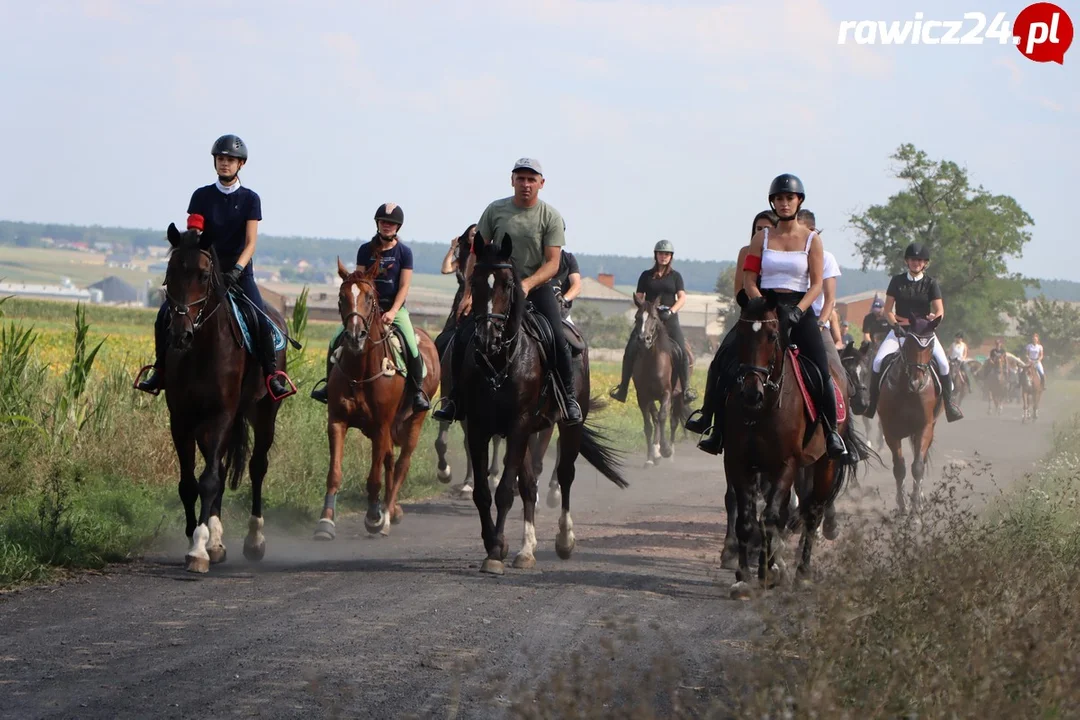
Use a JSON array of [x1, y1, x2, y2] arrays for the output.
[[229, 294, 286, 355]]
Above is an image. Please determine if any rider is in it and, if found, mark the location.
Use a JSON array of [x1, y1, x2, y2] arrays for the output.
[[432, 157, 583, 425], [949, 331, 971, 388], [136, 134, 293, 400], [797, 210, 844, 350], [552, 249, 582, 322], [864, 242, 964, 423], [841, 321, 854, 346], [309, 204, 430, 412], [435, 223, 477, 353], [861, 296, 891, 347], [1024, 332, 1046, 389], [685, 210, 778, 453], [608, 240, 695, 405]]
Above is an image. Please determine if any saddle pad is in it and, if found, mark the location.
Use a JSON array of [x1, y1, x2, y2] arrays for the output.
[[386, 329, 427, 380], [789, 348, 846, 425], [229, 294, 286, 355], [881, 351, 942, 397]]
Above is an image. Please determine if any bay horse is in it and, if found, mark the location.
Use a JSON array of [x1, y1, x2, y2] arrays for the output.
[[980, 352, 1008, 415], [877, 316, 942, 515], [724, 291, 865, 596], [150, 223, 287, 573], [1020, 361, 1042, 423], [312, 257, 440, 540], [631, 299, 691, 467], [459, 234, 628, 575]]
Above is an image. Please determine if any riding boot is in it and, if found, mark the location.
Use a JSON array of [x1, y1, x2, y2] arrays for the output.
[[433, 319, 470, 423], [556, 340, 583, 425], [259, 321, 293, 400], [1041, 373, 1046, 390], [686, 352, 721, 434], [679, 351, 697, 403], [309, 344, 335, 404], [406, 349, 431, 412], [136, 309, 168, 394], [865, 370, 882, 419], [941, 375, 964, 423], [609, 336, 637, 403], [696, 402, 725, 455], [820, 377, 850, 461]]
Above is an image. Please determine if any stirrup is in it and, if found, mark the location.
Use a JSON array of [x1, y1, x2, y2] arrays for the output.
[[266, 371, 297, 401], [432, 397, 457, 422], [133, 365, 162, 396], [684, 409, 710, 433]]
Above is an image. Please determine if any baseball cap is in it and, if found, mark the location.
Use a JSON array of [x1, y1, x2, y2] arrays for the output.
[[512, 157, 543, 175], [871, 297, 884, 309]]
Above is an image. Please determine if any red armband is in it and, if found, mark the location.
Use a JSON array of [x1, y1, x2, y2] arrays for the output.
[[187, 213, 205, 232], [743, 254, 762, 273]]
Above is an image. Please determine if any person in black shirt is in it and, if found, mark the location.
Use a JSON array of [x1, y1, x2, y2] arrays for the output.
[[609, 240, 695, 404], [137, 135, 294, 399], [861, 296, 891, 346], [864, 242, 963, 422], [552, 250, 581, 320]]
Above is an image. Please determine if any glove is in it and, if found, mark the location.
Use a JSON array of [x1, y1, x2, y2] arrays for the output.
[[783, 305, 804, 328], [224, 265, 243, 288]]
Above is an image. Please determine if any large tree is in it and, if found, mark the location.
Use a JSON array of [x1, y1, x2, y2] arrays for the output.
[[849, 144, 1034, 344]]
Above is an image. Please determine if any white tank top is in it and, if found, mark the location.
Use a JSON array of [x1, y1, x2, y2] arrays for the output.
[[760, 228, 815, 293]]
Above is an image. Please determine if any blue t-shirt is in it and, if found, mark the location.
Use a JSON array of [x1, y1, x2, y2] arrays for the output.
[[187, 184, 262, 266], [356, 238, 414, 310]]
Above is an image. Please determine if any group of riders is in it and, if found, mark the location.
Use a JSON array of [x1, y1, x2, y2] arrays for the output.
[[138, 135, 1042, 459]]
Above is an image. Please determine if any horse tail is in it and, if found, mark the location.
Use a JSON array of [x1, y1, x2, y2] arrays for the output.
[[836, 418, 878, 494], [587, 395, 609, 415], [579, 423, 630, 489], [225, 411, 251, 491]]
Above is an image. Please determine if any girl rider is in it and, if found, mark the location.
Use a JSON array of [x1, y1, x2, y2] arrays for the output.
[[434, 223, 477, 356], [864, 242, 964, 422], [950, 331, 971, 388], [797, 209, 844, 350], [309, 204, 430, 412], [136, 134, 294, 400], [685, 210, 777, 454], [608, 240, 695, 405]]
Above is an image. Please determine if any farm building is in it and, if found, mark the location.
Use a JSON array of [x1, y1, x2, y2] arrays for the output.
[[88, 276, 141, 304]]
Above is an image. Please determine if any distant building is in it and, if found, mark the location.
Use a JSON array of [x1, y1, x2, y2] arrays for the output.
[[0, 282, 92, 303], [574, 276, 634, 318], [835, 290, 888, 326], [106, 253, 136, 269], [88, 276, 141, 304]]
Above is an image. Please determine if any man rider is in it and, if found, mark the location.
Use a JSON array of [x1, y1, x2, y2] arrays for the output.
[[433, 158, 583, 425], [862, 296, 890, 347]]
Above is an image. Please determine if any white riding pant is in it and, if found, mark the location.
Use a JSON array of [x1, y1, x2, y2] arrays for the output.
[[872, 330, 950, 375], [1032, 360, 1044, 377]]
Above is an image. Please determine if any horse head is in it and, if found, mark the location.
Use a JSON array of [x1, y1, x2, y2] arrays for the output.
[[635, 298, 664, 350], [471, 232, 524, 357], [840, 340, 871, 414], [895, 314, 940, 392], [165, 221, 221, 351], [733, 289, 782, 410], [336, 256, 381, 352]]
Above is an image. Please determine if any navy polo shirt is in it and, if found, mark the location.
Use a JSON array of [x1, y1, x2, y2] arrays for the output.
[[187, 184, 262, 267], [356, 238, 414, 311]]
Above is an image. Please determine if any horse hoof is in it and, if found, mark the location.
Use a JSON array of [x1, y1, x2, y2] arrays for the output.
[[660, 446, 673, 459], [730, 581, 752, 600], [480, 558, 505, 575], [207, 546, 227, 564], [720, 549, 739, 570], [437, 465, 452, 484], [555, 534, 576, 560], [795, 569, 813, 588], [364, 513, 386, 535], [513, 553, 536, 569], [243, 541, 266, 562], [546, 487, 561, 509], [391, 506, 404, 524], [459, 484, 473, 496], [184, 554, 210, 574], [313, 518, 336, 541], [823, 518, 839, 541], [644, 459, 655, 468]]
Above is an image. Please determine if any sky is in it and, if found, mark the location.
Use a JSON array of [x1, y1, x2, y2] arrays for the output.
[[0, 0, 1076, 280]]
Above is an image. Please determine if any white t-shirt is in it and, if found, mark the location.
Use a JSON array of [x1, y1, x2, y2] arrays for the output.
[[949, 341, 967, 360], [1026, 343, 1043, 361], [812, 250, 841, 326]]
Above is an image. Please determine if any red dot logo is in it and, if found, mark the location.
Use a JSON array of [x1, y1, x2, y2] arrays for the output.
[[1014, 2, 1073, 63]]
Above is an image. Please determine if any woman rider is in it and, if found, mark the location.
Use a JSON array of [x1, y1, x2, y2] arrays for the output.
[[685, 209, 778, 454], [434, 223, 476, 357], [690, 174, 848, 459], [797, 209, 844, 350], [863, 242, 964, 422], [309, 203, 430, 412], [949, 331, 971, 389], [608, 240, 695, 405], [136, 134, 294, 400]]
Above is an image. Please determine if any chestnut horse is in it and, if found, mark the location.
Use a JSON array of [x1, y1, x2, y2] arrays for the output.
[[1020, 361, 1042, 423], [149, 223, 288, 573], [458, 234, 628, 575], [630, 298, 693, 468], [725, 291, 865, 597], [877, 316, 942, 515], [312, 257, 440, 540]]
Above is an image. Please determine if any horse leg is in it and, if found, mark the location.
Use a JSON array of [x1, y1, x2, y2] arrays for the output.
[[172, 425, 199, 559], [730, 476, 757, 598], [639, 396, 656, 468], [467, 426, 499, 572], [488, 436, 503, 494], [388, 417, 425, 529], [911, 427, 933, 516], [762, 461, 797, 588], [720, 482, 739, 569], [461, 419, 475, 494], [887, 432, 907, 515], [483, 431, 525, 574], [555, 424, 582, 560], [378, 444, 394, 536], [658, 391, 673, 459], [435, 420, 453, 484], [206, 461, 227, 564], [513, 447, 540, 570], [244, 399, 275, 560], [314, 420, 348, 541], [363, 430, 391, 535], [546, 433, 563, 509], [186, 419, 231, 574], [797, 459, 833, 580]]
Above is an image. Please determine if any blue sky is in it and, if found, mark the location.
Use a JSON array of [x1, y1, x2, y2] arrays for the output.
[[0, 0, 1074, 280]]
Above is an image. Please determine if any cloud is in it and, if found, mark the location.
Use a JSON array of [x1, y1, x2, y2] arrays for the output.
[[1037, 96, 1064, 112]]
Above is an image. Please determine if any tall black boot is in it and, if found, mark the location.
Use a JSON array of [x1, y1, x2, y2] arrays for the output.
[[678, 351, 696, 403], [556, 341, 583, 425], [433, 320, 470, 423], [697, 402, 725, 455], [609, 336, 637, 403], [406, 349, 431, 412], [685, 352, 721, 434], [820, 377, 850, 461], [941, 375, 964, 422], [136, 308, 168, 394], [260, 321, 293, 400], [309, 342, 335, 404], [865, 370, 882, 419]]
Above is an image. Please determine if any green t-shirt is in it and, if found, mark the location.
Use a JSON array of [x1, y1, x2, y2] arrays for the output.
[[475, 197, 566, 278]]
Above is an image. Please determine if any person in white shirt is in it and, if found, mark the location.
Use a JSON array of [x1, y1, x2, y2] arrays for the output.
[[1024, 332, 1046, 389], [949, 331, 970, 388], [798, 210, 844, 349]]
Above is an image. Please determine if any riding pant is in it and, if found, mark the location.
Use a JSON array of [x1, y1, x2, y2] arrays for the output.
[[776, 294, 840, 431], [872, 329, 950, 376], [1032, 360, 1045, 378], [528, 283, 576, 384]]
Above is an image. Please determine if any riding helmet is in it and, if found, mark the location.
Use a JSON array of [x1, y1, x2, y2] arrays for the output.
[[654, 239, 675, 254], [904, 242, 930, 261], [374, 203, 405, 227], [211, 134, 248, 160], [768, 173, 805, 200]]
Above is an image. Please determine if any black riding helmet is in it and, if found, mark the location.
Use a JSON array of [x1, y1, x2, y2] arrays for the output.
[[904, 242, 930, 261], [768, 174, 805, 220], [211, 134, 248, 161], [375, 203, 404, 227]]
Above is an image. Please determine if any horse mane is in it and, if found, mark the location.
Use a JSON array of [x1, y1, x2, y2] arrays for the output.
[[638, 300, 673, 352], [740, 295, 775, 321], [167, 229, 226, 305]]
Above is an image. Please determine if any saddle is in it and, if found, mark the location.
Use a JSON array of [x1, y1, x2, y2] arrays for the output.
[[522, 306, 586, 367], [329, 324, 427, 381], [789, 348, 847, 426], [228, 293, 286, 356]]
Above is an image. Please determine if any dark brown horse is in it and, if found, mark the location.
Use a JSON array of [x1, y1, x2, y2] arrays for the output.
[[1020, 361, 1042, 423], [980, 352, 1009, 415], [151, 223, 287, 573], [629, 298, 691, 467], [724, 291, 864, 596], [434, 340, 503, 494], [312, 258, 441, 540], [458, 234, 628, 574], [877, 316, 942, 516]]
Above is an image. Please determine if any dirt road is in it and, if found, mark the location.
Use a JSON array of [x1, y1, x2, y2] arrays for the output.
[[0, 395, 1063, 719]]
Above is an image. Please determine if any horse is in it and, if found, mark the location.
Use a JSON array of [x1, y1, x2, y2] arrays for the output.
[[149, 223, 287, 573], [630, 298, 690, 467], [876, 316, 943, 516], [980, 352, 1008, 416], [312, 257, 441, 540], [458, 234, 628, 574], [949, 357, 970, 407], [724, 290, 865, 596], [858, 338, 886, 452], [1020, 361, 1042, 423]]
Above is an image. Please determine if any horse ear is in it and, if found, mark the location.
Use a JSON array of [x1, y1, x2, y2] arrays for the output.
[[498, 234, 513, 260], [473, 232, 487, 255], [764, 290, 778, 310], [337, 257, 350, 281], [736, 289, 748, 308], [167, 223, 182, 247], [197, 230, 213, 251], [844, 340, 854, 353], [930, 316, 942, 330]]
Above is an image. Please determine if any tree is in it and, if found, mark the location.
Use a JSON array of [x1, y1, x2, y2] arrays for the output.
[[1014, 296, 1080, 369], [713, 263, 739, 333], [848, 143, 1035, 344]]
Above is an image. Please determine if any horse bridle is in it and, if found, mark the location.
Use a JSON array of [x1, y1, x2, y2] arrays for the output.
[[735, 316, 784, 411], [341, 287, 379, 344], [471, 261, 521, 389], [165, 248, 221, 333]]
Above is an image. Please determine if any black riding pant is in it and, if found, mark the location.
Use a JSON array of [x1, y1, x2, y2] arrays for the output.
[[697, 324, 739, 420], [778, 294, 839, 430], [528, 283, 575, 384]]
